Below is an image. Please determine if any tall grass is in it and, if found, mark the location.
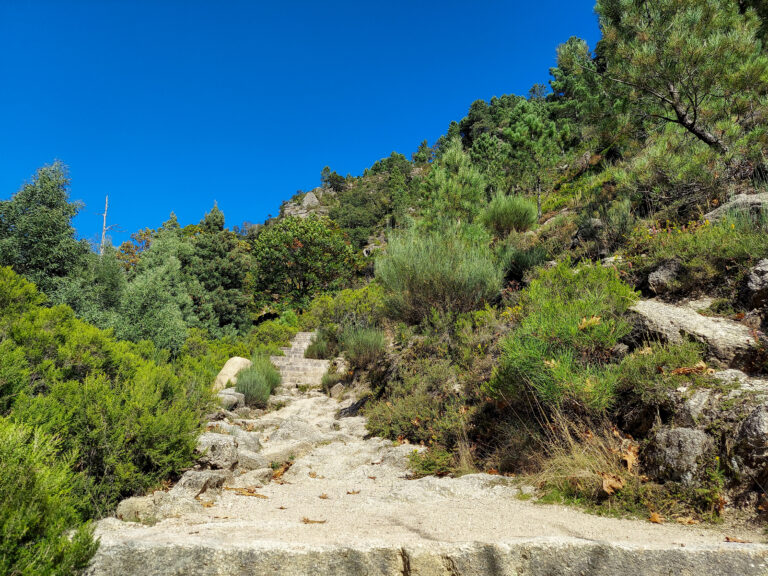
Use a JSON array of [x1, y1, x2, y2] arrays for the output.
[[481, 194, 538, 236], [375, 227, 502, 324], [236, 356, 281, 407], [340, 327, 387, 369]]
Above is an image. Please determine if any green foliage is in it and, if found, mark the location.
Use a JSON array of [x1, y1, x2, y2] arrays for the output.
[[616, 342, 714, 406], [627, 210, 768, 297], [490, 261, 637, 412], [305, 329, 334, 360], [0, 268, 210, 516], [180, 205, 253, 337], [0, 162, 90, 295], [340, 327, 386, 369], [236, 356, 281, 407], [408, 447, 456, 478], [375, 226, 502, 324], [252, 215, 356, 310], [0, 419, 97, 576], [301, 284, 386, 331], [421, 137, 486, 226], [596, 0, 768, 156], [247, 315, 299, 354], [481, 194, 538, 237]]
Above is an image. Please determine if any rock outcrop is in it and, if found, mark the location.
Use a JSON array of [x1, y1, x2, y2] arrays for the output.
[[630, 299, 760, 370], [213, 356, 252, 392], [703, 192, 768, 222]]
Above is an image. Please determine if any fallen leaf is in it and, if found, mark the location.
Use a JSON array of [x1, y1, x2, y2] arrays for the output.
[[347, 490, 360, 495], [578, 316, 602, 330], [368, 476, 377, 480], [301, 517, 327, 524], [675, 517, 699, 525], [622, 443, 639, 474], [200, 499, 215, 508], [670, 361, 708, 376], [487, 468, 500, 476], [600, 473, 624, 495], [272, 461, 292, 480], [308, 471, 317, 478], [319, 493, 329, 500], [649, 512, 664, 524], [725, 536, 751, 543], [278, 506, 287, 510], [371, 460, 382, 465], [224, 487, 268, 498]]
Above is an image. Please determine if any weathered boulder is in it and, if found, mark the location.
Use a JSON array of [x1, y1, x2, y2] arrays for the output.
[[213, 357, 252, 392], [646, 427, 713, 485], [217, 388, 245, 410], [737, 406, 768, 467], [196, 433, 238, 470], [744, 259, 768, 309], [647, 260, 680, 295], [228, 468, 274, 488], [630, 299, 759, 370], [170, 470, 231, 498], [301, 191, 320, 209], [704, 192, 768, 222], [329, 383, 345, 399], [237, 448, 269, 471], [115, 493, 163, 523], [207, 420, 262, 453]]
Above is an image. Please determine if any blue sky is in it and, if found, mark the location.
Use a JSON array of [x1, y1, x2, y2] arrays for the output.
[[0, 1, 600, 246]]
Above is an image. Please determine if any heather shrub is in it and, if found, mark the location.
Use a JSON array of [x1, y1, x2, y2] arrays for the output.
[[340, 327, 387, 369], [481, 194, 538, 236], [375, 227, 502, 324], [236, 356, 281, 407], [0, 419, 97, 576]]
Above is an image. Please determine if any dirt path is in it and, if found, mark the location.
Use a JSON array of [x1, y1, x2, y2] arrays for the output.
[[87, 333, 768, 576]]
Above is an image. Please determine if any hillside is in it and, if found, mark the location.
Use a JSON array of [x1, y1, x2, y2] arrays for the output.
[[2, 0, 768, 574]]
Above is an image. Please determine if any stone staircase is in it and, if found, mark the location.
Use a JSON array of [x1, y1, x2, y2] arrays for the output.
[[87, 332, 768, 576], [269, 332, 329, 401]]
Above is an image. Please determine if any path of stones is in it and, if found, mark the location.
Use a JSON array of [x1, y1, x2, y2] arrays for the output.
[[88, 333, 768, 575]]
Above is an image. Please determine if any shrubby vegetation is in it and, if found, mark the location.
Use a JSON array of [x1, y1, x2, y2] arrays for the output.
[[3, 0, 768, 565], [236, 356, 281, 407]]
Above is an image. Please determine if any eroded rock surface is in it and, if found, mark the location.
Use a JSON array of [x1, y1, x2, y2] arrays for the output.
[[631, 299, 760, 370], [89, 333, 768, 576]]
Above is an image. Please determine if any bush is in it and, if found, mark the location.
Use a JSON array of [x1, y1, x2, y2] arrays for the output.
[[340, 327, 387, 369], [489, 260, 637, 412], [305, 329, 335, 360], [375, 227, 502, 324], [481, 194, 538, 236], [301, 284, 386, 331], [1, 268, 212, 516], [0, 419, 97, 575], [236, 356, 281, 407], [627, 209, 768, 298], [498, 237, 548, 282]]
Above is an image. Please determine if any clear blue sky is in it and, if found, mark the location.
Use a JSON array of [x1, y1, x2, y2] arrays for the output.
[[0, 1, 600, 246]]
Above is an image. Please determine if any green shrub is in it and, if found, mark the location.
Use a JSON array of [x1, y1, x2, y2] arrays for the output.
[[301, 284, 386, 331], [499, 241, 548, 282], [321, 370, 345, 394], [0, 268, 212, 517], [375, 227, 502, 324], [340, 327, 387, 369], [408, 447, 456, 478], [627, 210, 768, 297], [489, 260, 637, 412], [236, 356, 281, 407], [248, 317, 298, 352], [0, 419, 97, 575], [305, 329, 335, 360], [481, 194, 538, 236]]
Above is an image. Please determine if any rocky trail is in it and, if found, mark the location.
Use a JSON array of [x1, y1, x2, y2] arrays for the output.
[[88, 332, 768, 575]]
